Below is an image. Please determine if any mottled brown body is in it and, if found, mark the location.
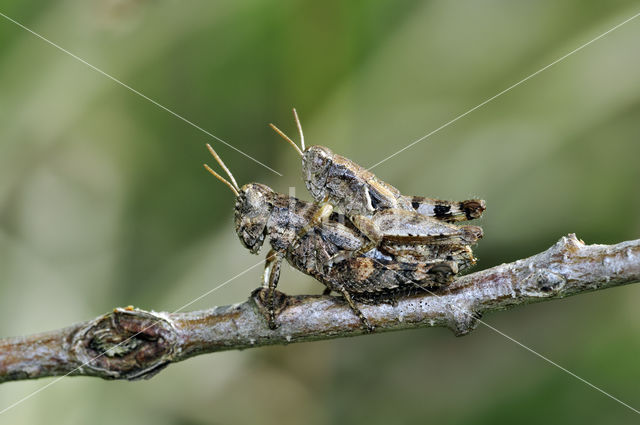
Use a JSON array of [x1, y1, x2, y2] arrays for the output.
[[205, 135, 484, 331], [234, 183, 480, 329]]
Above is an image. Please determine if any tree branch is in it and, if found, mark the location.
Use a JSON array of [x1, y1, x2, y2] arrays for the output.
[[1, 234, 639, 383]]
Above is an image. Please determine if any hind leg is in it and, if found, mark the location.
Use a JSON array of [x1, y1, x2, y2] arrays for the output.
[[335, 285, 374, 332], [406, 196, 486, 223], [427, 260, 458, 284]]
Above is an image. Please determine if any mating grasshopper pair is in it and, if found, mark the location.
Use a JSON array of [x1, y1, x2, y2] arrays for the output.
[[204, 110, 485, 331]]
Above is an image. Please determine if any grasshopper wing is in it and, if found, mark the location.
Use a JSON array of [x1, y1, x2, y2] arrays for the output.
[[370, 209, 483, 245]]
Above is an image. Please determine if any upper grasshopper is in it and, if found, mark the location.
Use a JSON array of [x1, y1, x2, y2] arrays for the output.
[[270, 109, 486, 256], [203, 145, 482, 331]]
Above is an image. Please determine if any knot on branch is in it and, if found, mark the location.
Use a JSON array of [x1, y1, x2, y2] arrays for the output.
[[521, 270, 566, 297], [552, 233, 585, 257], [71, 308, 178, 380]]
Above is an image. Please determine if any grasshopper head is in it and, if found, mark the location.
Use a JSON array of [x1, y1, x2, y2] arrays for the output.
[[269, 110, 332, 202], [234, 183, 274, 254], [302, 145, 333, 201], [203, 145, 274, 255]]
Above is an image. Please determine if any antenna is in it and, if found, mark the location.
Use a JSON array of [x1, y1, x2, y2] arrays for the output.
[[269, 123, 303, 156], [206, 144, 240, 190], [203, 164, 239, 196], [204, 144, 240, 197], [292, 108, 305, 151]]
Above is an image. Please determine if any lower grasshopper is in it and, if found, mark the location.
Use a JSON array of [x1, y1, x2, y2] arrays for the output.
[[270, 109, 486, 257], [203, 145, 482, 331]]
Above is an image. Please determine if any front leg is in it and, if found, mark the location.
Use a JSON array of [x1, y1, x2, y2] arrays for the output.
[[286, 202, 334, 259], [298, 202, 334, 241], [262, 249, 280, 288], [260, 249, 285, 329], [350, 214, 383, 252], [324, 214, 382, 268]]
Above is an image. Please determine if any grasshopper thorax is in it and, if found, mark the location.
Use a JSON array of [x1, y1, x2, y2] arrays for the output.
[[234, 183, 275, 254]]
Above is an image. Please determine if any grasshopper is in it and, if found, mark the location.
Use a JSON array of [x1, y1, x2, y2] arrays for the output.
[[203, 145, 482, 331], [270, 109, 486, 257]]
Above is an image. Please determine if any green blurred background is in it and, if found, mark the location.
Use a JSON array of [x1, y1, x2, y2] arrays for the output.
[[1, 1, 639, 424]]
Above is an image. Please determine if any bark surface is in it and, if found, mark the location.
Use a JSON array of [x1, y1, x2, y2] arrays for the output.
[[1, 234, 638, 383]]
